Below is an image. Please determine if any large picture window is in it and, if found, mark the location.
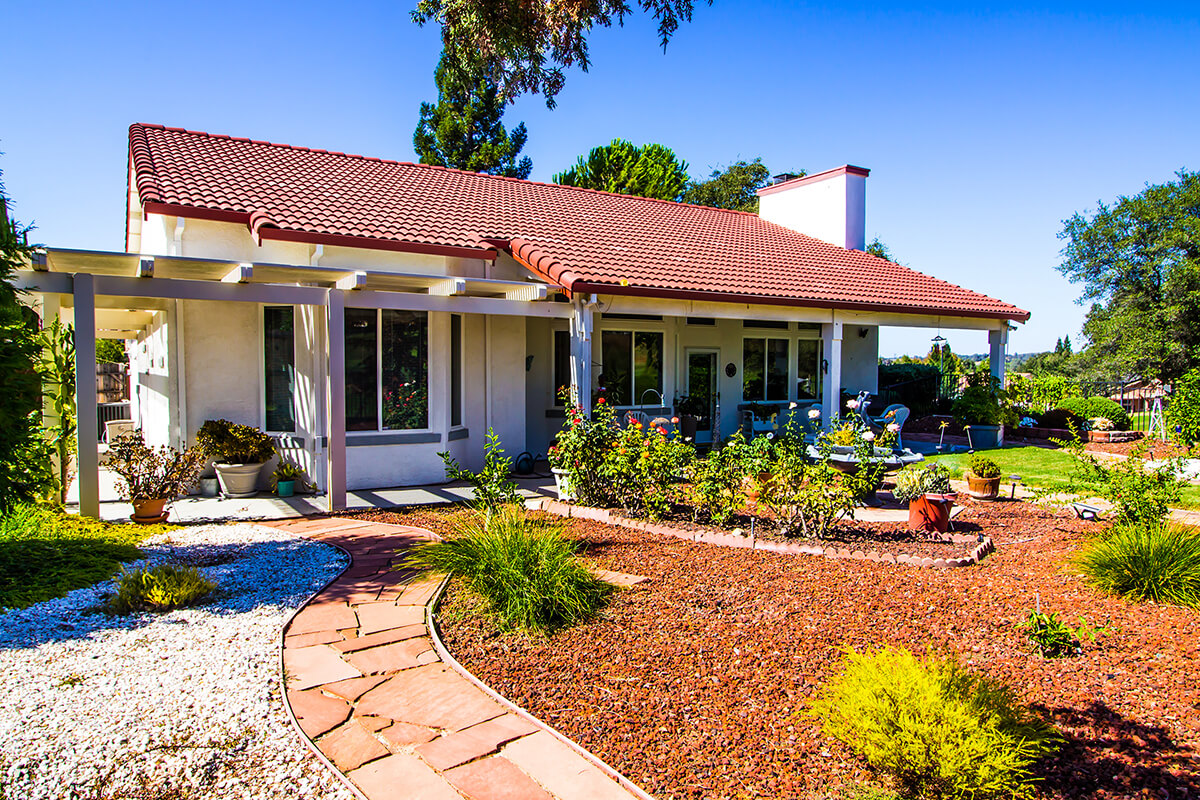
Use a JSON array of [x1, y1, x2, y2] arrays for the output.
[[743, 337, 789, 401], [600, 330, 663, 406], [263, 306, 295, 432], [553, 329, 571, 403], [450, 314, 462, 427], [345, 309, 429, 431]]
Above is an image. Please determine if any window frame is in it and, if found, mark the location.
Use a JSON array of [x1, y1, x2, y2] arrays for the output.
[[345, 307, 433, 435], [599, 326, 665, 407], [742, 335, 791, 402]]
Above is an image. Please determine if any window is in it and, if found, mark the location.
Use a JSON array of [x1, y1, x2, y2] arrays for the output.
[[450, 314, 462, 427], [345, 309, 429, 432], [553, 329, 571, 403], [743, 337, 789, 401], [797, 339, 823, 400], [686, 317, 715, 326], [600, 330, 663, 405], [263, 306, 295, 432], [743, 319, 790, 330]]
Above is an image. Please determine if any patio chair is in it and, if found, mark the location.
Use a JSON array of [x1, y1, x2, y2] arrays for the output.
[[874, 404, 911, 449], [625, 409, 652, 429]]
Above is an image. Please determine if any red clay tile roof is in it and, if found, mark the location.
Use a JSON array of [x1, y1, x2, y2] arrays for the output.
[[128, 124, 1029, 321]]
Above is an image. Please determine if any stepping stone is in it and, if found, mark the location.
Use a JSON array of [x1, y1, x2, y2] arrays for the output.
[[288, 603, 358, 636], [356, 602, 426, 634], [348, 753, 462, 800], [323, 674, 391, 703], [333, 625, 427, 654], [444, 755, 555, 800], [379, 720, 439, 747], [416, 728, 505, 771], [289, 689, 352, 738], [590, 568, 648, 588], [284, 645, 362, 691], [319, 720, 391, 772], [356, 664, 505, 731], [503, 731, 631, 800], [344, 637, 431, 675]]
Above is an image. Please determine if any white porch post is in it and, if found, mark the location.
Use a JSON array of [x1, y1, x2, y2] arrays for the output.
[[325, 289, 346, 512], [821, 320, 843, 428], [569, 297, 593, 415], [73, 273, 99, 518], [988, 327, 1008, 386]]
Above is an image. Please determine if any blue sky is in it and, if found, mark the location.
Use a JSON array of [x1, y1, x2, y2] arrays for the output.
[[4, 1, 1197, 357]]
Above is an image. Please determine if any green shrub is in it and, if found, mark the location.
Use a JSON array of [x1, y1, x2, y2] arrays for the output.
[[196, 419, 275, 463], [1022, 610, 1081, 658], [952, 372, 1007, 427], [892, 463, 952, 503], [756, 442, 855, 539], [968, 454, 1002, 479], [439, 427, 521, 514], [0, 504, 158, 609], [109, 564, 216, 614], [1036, 407, 1086, 431], [107, 431, 207, 502], [1167, 368, 1200, 447], [1055, 396, 1131, 431], [1075, 521, 1200, 608], [1057, 435, 1181, 525], [402, 505, 611, 632], [810, 646, 1060, 800], [688, 432, 751, 525]]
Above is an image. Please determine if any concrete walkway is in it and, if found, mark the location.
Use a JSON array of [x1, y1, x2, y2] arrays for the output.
[[264, 516, 643, 800]]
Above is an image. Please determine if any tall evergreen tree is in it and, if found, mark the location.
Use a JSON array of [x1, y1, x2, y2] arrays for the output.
[[0, 165, 53, 508], [413, 54, 533, 179], [554, 139, 688, 201]]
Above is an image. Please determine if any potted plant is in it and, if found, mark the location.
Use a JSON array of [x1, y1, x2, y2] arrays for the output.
[[107, 431, 207, 523], [673, 394, 705, 441], [196, 419, 276, 498], [965, 453, 1002, 500], [892, 463, 955, 533], [952, 372, 1008, 450], [270, 461, 311, 498]]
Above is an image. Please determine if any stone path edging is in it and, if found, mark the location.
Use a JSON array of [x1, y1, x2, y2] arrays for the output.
[[534, 498, 995, 569], [263, 517, 643, 800]]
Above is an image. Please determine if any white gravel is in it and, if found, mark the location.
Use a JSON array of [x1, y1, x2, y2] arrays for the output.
[[0, 522, 357, 800]]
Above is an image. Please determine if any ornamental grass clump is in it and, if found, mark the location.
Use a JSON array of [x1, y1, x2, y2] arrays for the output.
[[810, 646, 1060, 800], [109, 564, 216, 614], [402, 505, 611, 633], [1075, 521, 1200, 608]]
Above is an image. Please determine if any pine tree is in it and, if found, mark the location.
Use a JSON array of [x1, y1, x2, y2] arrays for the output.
[[553, 139, 688, 201], [413, 54, 533, 179]]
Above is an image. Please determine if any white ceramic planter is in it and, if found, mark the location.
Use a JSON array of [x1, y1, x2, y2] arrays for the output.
[[551, 467, 574, 501], [214, 462, 264, 498]]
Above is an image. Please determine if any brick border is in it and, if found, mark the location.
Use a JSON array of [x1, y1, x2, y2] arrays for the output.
[[534, 498, 995, 569], [263, 517, 644, 800]]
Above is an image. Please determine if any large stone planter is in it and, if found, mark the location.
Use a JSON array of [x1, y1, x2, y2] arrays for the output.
[[966, 424, 1003, 450], [966, 473, 1002, 500], [551, 468, 574, 502], [214, 462, 264, 498]]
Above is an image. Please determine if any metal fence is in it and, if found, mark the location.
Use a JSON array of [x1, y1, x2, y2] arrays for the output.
[[876, 373, 961, 416]]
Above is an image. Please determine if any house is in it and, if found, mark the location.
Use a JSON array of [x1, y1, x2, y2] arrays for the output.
[[18, 124, 1029, 516]]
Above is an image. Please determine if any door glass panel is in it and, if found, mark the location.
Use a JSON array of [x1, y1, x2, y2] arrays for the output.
[[601, 330, 632, 405], [382, 309, 428, 430], [687, 352, 716, 431], [633, 332, 663, 404], [766, 339, 789, 401], [797, 340, 822, 400]]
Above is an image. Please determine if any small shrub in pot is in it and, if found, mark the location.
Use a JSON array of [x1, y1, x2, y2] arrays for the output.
[[966, 454, 1002, 500], [196, 419, 275, 498], [891, 463, 951, 504], [106, 432, 207, 521]]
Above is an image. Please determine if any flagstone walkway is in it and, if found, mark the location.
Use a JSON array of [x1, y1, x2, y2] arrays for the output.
[[262, 517, 644, 800]]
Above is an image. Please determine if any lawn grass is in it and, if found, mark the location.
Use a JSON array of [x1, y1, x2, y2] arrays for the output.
[[0, 504, 171, 610], [925, 445, 1200, 509]]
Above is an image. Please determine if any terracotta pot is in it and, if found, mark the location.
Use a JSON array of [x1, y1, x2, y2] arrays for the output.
[[214, 462, 264, 498], [966, 473, 1002, 500], [131, 497, 168, 524], [908, 492, 955, 533]]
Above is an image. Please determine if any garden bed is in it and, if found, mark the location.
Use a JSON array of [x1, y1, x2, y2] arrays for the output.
[[1085, 438, 1192, 459], [413, 501, 1200, 800], [0, 523, 354, 800]]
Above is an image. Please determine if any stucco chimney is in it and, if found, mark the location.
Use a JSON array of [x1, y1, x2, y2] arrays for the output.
[[756, 165, 869, 251]]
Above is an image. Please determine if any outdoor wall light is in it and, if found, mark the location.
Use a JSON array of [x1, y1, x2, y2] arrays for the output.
[[859, 327, 869, 338], [525, 355, 534, 371], [821, 358, 829, 374]]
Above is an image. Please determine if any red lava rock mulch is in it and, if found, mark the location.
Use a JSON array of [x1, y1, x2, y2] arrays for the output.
[[354, 503, 1200, 800], [1085, 439, 1193, 460]]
